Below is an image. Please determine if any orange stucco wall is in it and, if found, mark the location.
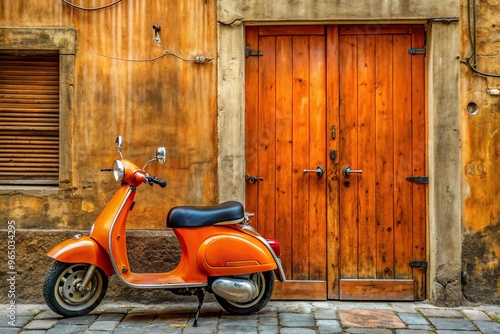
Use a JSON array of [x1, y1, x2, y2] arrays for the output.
[[461, 0, 500, 303], [0, 0, 217, 230]]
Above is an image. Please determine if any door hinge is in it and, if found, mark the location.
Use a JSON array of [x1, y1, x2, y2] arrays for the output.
[[408, 48, 426, 55], [410, 260, 428, 270], [245, 47, 263, 58], [406, 176, 429, 184]]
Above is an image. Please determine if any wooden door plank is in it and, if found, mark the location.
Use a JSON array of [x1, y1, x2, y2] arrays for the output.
[[356, 35, 377, 279], [339, 34, 359, 279], [257, 35, 276, 238], [272, 280, 327, 300], [393, 34, 413, 279], [259, 25, 325, 36], [291, 35, 310, 280], [308, 35, 327, 280], [326, 25, 340, 299], [275, 35, 294, 279], [245, 27, 259, 224], [410, 25, 427, 300], [340, 25, 412, 35], [340, 279, 414, 300], [375, 35, 395, 279]]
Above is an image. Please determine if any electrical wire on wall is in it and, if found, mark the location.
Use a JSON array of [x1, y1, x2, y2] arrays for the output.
[[61, 0, 122, 11], [217, 18, 243, 26], [462, 0, 500, 78], [77, 45, 212, 64]]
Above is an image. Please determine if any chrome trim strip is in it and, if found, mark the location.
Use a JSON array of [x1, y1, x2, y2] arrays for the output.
[[256, 234, 287, 281], [214, 217, 245, 225], [236, 224, 287, 281]]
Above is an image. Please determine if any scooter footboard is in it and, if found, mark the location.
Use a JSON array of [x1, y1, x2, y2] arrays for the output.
[[197, 233, 277, 276], [47, 235, 114, 276]]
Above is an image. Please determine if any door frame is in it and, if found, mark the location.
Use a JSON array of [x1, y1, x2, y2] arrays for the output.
[[216, 18, 461, 303], [242, 24, 427, 300]]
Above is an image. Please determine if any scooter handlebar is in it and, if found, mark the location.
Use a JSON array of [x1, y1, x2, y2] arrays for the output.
[[147, 176, 167, 188]]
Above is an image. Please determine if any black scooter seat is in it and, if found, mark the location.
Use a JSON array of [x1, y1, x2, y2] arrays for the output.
[[167, 201, 244, 228]]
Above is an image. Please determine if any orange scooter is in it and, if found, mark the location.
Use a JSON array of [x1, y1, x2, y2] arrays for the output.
[[43, 136, 285, 326]]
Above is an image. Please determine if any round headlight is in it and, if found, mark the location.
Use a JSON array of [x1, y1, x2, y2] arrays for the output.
[[113, 160, 125, 182]]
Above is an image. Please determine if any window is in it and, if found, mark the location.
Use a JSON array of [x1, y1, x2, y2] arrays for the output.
[[0, 27, 76, 188], [0, 55, 60, 185]]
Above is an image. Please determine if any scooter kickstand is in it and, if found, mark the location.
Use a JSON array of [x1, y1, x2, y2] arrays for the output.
[[193, 288, 205, 327]]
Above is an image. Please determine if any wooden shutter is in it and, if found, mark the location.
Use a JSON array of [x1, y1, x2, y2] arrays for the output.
[[0, 55, 60, 186]]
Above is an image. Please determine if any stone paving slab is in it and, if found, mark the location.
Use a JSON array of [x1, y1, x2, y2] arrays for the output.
[[435, 331, 481, 334], [279, 313, 315, 327], [419, 308, 464, 318], [316, 319, 342, 333], [474, 320, 500, 334], [2, 301, 500, 333], [339, 309, 406, 329], [462, 309, 493, 321], [428, 317, 477, 331], [398, 312, 430, 325], [407, 324, 433, 330], [396, 330, 432, 334]]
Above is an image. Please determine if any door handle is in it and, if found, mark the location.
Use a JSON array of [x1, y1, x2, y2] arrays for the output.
[[245, 174, 264, 184], [303, 166, 324, 177], [342, 166, 363, 178]]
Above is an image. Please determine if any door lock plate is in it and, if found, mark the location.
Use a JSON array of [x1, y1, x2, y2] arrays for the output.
[[330, 150, 336, 161]]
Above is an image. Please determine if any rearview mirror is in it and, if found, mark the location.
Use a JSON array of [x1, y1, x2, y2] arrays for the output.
[[156, 147, 166, 164]]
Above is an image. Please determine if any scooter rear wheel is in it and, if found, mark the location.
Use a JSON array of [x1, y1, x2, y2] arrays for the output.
[[43, 261, 108, 317], [214, 271, 274, 315]]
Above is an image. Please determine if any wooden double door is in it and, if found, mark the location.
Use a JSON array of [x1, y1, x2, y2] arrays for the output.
[[245, 25, 427, 300]]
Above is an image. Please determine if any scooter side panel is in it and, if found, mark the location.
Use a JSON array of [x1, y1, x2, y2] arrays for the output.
[[47, 236, 114, 276], [197, 233, 277, 276]]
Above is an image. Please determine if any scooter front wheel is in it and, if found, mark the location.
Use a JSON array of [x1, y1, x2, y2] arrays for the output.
[[214, 271, 274, 315], [43, 261, 108, 317]]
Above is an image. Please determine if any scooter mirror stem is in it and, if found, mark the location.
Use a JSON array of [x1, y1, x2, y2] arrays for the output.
[[142, 147, 166, 169], [116, 136, 123, 159], [142, 157, 157, 170]]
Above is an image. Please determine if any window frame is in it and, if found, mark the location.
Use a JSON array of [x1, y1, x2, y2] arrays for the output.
[[0, 27, 76, 188]]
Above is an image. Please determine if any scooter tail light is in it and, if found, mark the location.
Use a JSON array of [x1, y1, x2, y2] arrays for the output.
[[266, 239, 281, 257]]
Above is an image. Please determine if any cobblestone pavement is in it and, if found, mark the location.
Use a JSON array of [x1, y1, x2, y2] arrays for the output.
[[2, 300, 500, 333]]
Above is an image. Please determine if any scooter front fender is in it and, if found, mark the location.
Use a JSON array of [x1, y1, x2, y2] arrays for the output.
[[47, 235, 114, 276]]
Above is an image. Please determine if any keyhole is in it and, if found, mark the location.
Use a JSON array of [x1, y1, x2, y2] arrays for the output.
[[344, 181, 350, 187]]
